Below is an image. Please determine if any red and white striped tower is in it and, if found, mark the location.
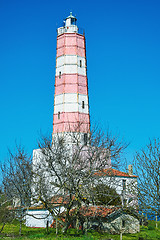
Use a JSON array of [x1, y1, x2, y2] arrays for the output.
[[52, 13, 90, 144]]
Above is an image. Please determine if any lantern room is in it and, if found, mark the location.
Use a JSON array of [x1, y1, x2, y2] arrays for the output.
[[57, 12, 78, 35]]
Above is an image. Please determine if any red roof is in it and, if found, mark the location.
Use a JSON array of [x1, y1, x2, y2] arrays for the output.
[[51, 206, 121, 228], [94, 168, 137, 178], [69, 206, 120, 218], [51, 195, 75, 204]]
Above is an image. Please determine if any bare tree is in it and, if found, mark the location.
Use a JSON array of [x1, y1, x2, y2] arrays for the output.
[[0, 187, 15, 233], [92, 184, 122, 206], [134, 138, 160, 225], [32, 126, 128, 233], [1, 145, 32, 235]]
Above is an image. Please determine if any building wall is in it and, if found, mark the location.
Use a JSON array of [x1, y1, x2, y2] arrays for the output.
[[25, 206, 65, 228], [103, 213, 140, 234], [98, 176, 138, 207], [84, 213, 140, 234], [25, 209, 53, 228]]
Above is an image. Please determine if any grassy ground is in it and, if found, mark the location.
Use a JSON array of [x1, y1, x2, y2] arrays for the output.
[[0, 220, 159, 240]]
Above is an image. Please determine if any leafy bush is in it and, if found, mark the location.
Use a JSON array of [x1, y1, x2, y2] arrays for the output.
[[148, 225, 155, 230]]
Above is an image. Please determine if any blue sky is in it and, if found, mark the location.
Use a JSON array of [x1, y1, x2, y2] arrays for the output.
[[0, 0, 160, 166]]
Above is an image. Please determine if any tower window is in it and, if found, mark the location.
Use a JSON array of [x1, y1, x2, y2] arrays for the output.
[[122, 220, 125, 228], [59, 71, 61, 78], [80, 60, 82, 68], [82, 101, 85, 109], [84, 133, 88, 145], [71, 18, 76, 25], [122, 180, 126, 191], [58, 112, 60, 119]]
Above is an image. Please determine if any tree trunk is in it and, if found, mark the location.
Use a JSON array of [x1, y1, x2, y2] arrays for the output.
[[46, 220, 49, 233], [62, 222, 70, 233], [120, 231, 123, 240], [56, 218, 58, 235], [156, 214, 158, 228], [0, 223, 5, 233], [120, 219, 123, 240], [19, 220, 22, 236], [76, 216, 79, 232]]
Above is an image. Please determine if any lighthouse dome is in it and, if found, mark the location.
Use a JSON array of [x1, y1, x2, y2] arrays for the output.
[[65, 12, 77, 26]]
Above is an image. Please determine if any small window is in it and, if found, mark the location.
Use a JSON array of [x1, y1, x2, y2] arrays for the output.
[[71, 18, 76, 25], [123, 180, 126, 190], [82, 101, 85, 109], [59, 71, 61, 78], [84, 133, 88, 145], [80, 60, 82, 68], [55, 178, 57, 183], [122, 220, 125, 228], [58, 112, 60, 119]]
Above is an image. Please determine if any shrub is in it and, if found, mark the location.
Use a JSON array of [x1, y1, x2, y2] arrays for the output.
[[148, 225, 155, 230]]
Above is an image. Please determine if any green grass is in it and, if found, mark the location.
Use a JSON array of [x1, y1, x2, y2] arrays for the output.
[[0, 220, 159, 240]]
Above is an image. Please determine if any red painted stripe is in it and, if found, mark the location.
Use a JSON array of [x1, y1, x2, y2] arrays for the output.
[[55, 74, 88, 95], [53, 122, 90, 134], [53, 112, 90, 124], [56, 33, 86, 57], [53, 112, 90, 133]]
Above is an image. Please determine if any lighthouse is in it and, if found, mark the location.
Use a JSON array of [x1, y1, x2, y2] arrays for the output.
[[52, 12, 90, 145], [28, 14, 139, 228]]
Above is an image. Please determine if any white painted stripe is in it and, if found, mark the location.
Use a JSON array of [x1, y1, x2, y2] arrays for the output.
[[56, 55, 86, 76], [54, 94, 63, 105], [56, 55, 77, 67], [54, 103, 89, 114], [56, 65, 86, 76], [54, 94, 88, 105], [56, 56, 85, 68], [54, 103, 78, 113], [54, 93, 89, 114]]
